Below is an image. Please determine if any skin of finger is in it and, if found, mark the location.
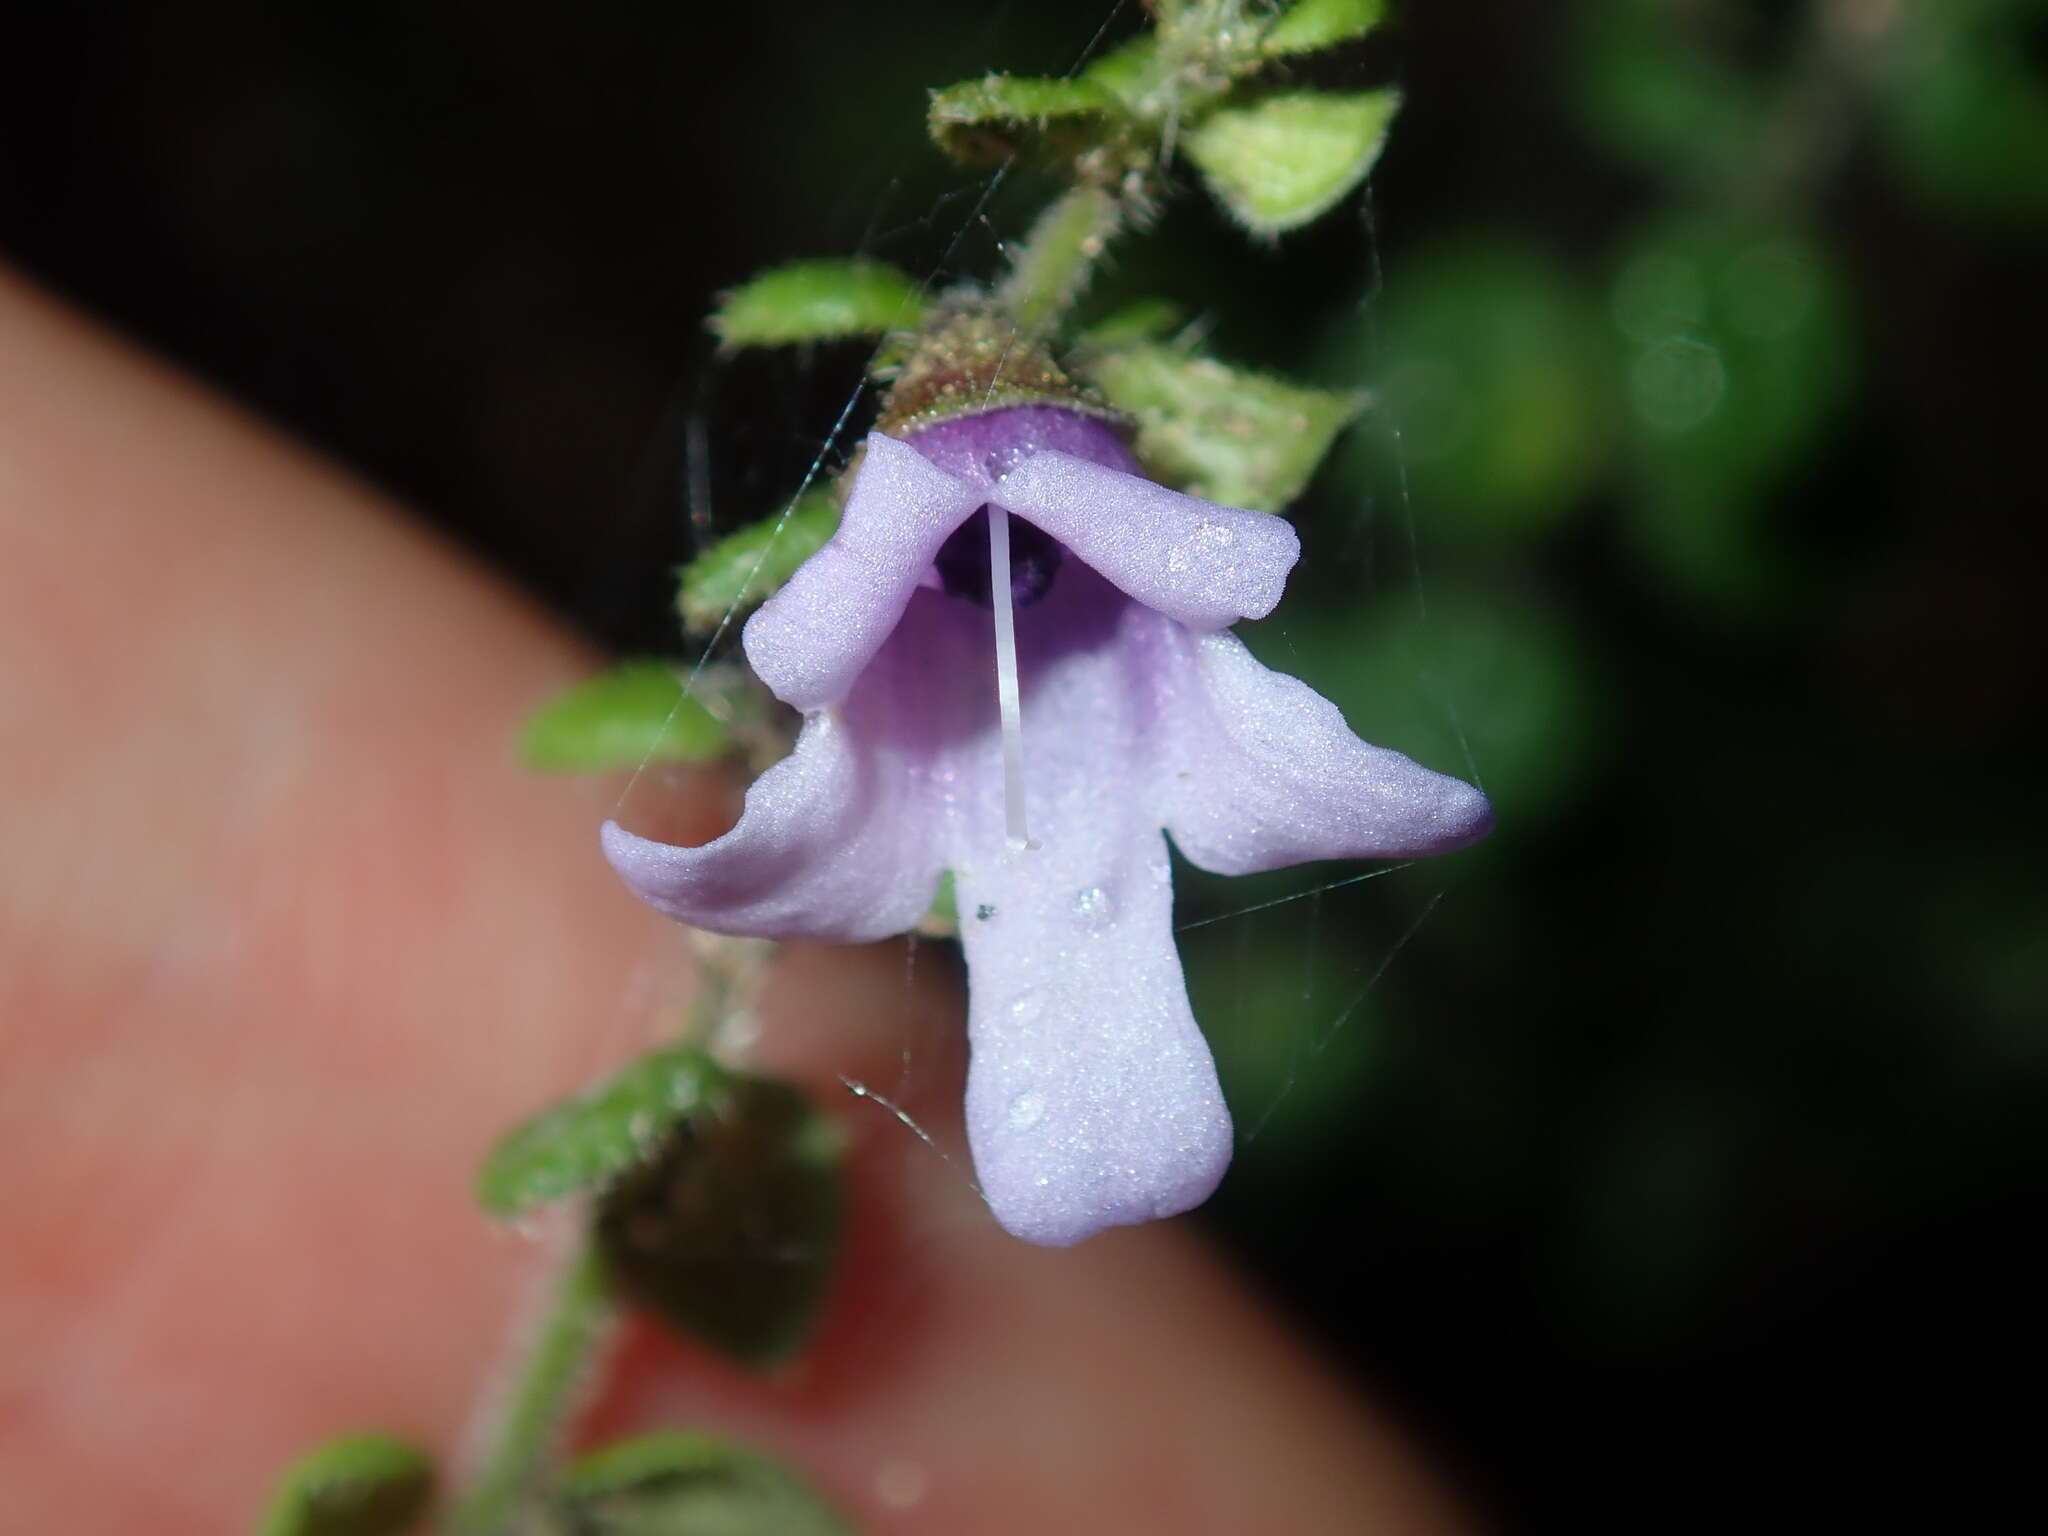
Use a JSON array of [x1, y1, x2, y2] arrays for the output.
[[0, 268, 1478, 1534]]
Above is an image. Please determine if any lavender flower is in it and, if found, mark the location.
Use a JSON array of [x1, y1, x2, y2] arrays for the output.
[[604, 403, 1492, 1246]]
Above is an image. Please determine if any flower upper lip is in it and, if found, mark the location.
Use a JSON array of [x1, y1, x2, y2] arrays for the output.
[[740, 432, 1299, 713]]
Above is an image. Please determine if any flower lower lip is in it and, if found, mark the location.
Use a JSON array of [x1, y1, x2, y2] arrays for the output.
[[933, 506, 1065, 608]]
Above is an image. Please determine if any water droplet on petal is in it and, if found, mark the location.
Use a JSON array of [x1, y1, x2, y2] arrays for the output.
[[1073, 886, 1113, 926], [1008, 1090, 1047, 1130], [1010, 989, 1046, 1023]]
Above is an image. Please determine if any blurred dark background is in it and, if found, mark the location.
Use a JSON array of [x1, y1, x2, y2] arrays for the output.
[[5, 0, 2043, 1527]]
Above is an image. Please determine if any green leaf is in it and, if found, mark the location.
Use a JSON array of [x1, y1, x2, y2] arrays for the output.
[[558, 1432, 853, 1536], [928, 73, 1125, 169], [1241, 580, 1604, 820], [1185, 88, 1399, 234], [1608, 218, 1855, 615], [1879, 0, 2048, 226], [520, 663, 730, 773], [257, 1434, 433, 1536], [1324, 236, 1609, 540], [1078, 343, 1362, 512], [918, 867, 959, 936], [677, 485, 840, 634], [595, 1074, 844, 1369], [710, 259, 926, 349], [1263, 0, 1389, 57], [1078, 296, 1187, 349], [478, 1048, 728, 1218], [1570, 0, 1764, 182], [1078, 34, 1162, 108]]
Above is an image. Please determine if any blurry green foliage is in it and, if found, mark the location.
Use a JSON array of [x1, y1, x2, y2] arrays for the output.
[[557, 1432, 853, 1536], [1880, 0, 2048, 226], [257, 1434, 433, 1536], [519, 662, 731, 773], [1246, 581, 1603, 822], [1186, 935, 1384, 1177], [1609, 218, 1855, 613], [1570, 0, 1767, 182], [1324, 239, 1610, 541]]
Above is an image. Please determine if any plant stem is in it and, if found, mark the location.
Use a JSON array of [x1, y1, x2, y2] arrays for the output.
[[448, 1240, 615, 1536], [997, 182, 1124, 337]]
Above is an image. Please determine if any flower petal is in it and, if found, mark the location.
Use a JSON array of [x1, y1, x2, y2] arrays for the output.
[[742, 433, 985, 711], [1161, 629, 1495, 873], [602, 707, 940, 942], [954, 828, 1233, 1248], [989, 450, 1300, 631]]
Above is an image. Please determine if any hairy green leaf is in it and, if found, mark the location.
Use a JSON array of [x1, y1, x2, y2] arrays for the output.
[[595, 1075, 844, 1369], [1186, 88, 1399, 234], [478, 1048, 728, 1218], [520, 662, 729, 773], [710, 259, 926, 349], [676, 486, 840, 635], [559, 1432, 852, 1536], [1079, 343, 1363, 512], [1263, 0, 1390, 57], [928, 73, 1125, 168], [256, 1434, 433, 1536]]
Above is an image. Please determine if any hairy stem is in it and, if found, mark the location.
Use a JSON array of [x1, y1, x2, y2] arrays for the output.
[[998, 182, 1125, 337], [448, 1240, 615, 1536]]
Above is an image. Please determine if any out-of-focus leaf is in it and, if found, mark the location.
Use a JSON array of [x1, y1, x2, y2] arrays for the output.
[[710, 259, 926, 349], [257, 1434, 433, 1536], [1879, 0, 2048, 226], [677, 486, 840, 635], [520, 663, 729, 773], [1185, 89, 1400, 235], [1329, 236, 1609, 539], [558, 1432, 853, 1536], [1184, 936, 1384, 1176], [1078, 296, 1187, 350], [1079, 342, 1363, 511], [595, 1074, 844, 1369], [1246, 581, 1603, 820], [928, 73, 1126, 168], [1609, 218, 1855, 613], [1571, 0, 1764, 181], [1263, 0, 1390, 57], [478, 1048, 728, 1218]]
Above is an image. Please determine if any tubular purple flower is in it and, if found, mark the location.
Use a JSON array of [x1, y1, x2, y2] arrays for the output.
[[603, 402, 1492, 1246]]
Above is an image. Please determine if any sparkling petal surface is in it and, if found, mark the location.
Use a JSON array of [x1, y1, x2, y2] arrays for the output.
[[896, 571, 1233, 1245], [605, 403, 1494, 1246], [742, 433, 984, 711], [989, 449, 1300, 630], [1160, 628, 1497, 874], [600, 661, 944, 940]]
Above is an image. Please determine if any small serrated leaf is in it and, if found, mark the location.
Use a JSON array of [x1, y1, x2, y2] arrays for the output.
[[595, 1075, 844, 1369], [677, 485, 840, 635], [257, 1434, 433, 1536], [1263, 0, 1390, 57], [1078, 343, 1364, 512], [559, 1432, 853, 1536], [1186, 88, 1400, 235], [710, 259, 926, 349], [928, 73, 1125, 169], [478, 1048, 728, 1218], [520, 663, 730, 773]]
